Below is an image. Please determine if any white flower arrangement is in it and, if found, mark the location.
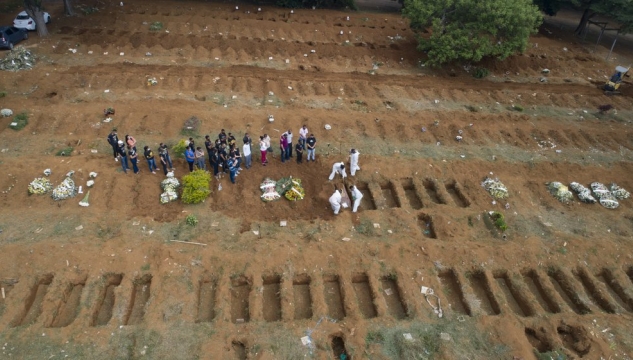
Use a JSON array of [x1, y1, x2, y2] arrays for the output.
[[569, 182, 596, 204], [591, 182, 619, 209], [79, 191, 90, 207], [481, 177, 508, 200], [52, 173, 77, 201], [160, 175, 180, 204], [610, 183, 630, 200], [28, 177, 52, 195], [547, 182, 573, 204]]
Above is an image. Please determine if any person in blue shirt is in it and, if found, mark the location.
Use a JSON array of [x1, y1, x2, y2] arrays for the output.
[[185, 147, 195, 172], [228, 156, 237, 184]]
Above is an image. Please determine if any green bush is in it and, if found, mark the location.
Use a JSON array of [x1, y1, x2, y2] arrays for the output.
[[472, 67, 490, 79], [172, 139, 189, 159], [185, 214, 198, 226], [56, 147, 74, 156], [512, 104, 524, 112], [149, 22, 164, 31], [491, 211, 508, 232], [9, 112, 28, 131], [181, 170, 211, 204], [0, 91, 7, 98]]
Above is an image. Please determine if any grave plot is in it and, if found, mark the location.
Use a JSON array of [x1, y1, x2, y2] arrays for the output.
[[423, 178, 444, 205], [525, 327, 554, 354], [444, 180, 470, 208], [380, 276, 408, 319], [571, 268, 616, 313], [557, 324, 591, 356], [547, 269, 591, 315], [323, 275, 346, 320], [521, 270, 560, 314], [379, 182, 400, 209], [493, 271, 533, 317], [124, 274, 152, 326], [466, 271, 501, 315], [331, 335, 351, 360], [232, 341, 247, 360], [595, 269, 632, 312], [417, 214, 437, 239], [292, 274, 313, 320], [230, 276, 251, 324], [262, 275, 282, 322], [352, 273, 377, 319], [401, 178, 422, 210], [196, 277, 217, 323], [92, 274, 123, 326], [353, 182, 376, 210], [50, 277, 86, 328], [13, 274, 54, 327], [437, 269, 470, 316]]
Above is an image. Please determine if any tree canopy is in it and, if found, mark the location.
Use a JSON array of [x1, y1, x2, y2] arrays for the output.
[[403, 0, 542, 67], [535, 0, 633, 35]]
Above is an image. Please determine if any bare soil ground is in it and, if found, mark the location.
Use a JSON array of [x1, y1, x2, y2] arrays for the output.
[[1, 1, 633, 359]]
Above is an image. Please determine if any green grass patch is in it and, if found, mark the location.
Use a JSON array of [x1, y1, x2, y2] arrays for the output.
[[512, 104, 524, 112], [149, 21, 164, 31], [355, 217, 376, 236], [535, 349, 567, 360], [180, 116, 201, 137], [55, 146, 74, 156], [9, 112, 28, 131], [366, 320, 508, 360]]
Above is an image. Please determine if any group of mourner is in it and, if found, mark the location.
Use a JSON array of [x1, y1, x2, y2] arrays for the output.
[[107, 125, 364, 213]]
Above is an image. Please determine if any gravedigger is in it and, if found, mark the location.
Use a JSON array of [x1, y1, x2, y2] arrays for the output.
[[603, 65, 630, 95]]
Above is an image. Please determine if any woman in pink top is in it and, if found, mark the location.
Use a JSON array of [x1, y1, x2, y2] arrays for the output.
[[259, 136, 267, 166], [125, 135, 137, 150]]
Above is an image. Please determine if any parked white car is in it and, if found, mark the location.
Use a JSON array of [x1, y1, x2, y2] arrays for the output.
[[13, 11, 51, 31]]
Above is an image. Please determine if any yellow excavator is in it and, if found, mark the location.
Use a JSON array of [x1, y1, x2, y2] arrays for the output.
[[603, 65, 630, 95]]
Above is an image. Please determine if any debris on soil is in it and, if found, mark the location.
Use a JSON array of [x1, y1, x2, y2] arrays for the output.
[[546, 182, 573, 204], [0, 109, 12, 117], [0, 47, 36, 72]]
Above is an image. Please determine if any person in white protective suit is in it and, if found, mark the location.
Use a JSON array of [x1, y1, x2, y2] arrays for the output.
[[329, 188, 343, 214], [329, 162, 347, 181], [349, 149, 360, 176], [349, 185, 363, 213]]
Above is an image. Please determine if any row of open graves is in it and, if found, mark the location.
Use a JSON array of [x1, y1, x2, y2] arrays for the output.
[[352, 177, 471, 212], [1, 264, 632, 331]]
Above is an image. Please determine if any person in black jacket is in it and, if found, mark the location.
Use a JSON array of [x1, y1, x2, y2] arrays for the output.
[[107, 128, 119, 161]]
